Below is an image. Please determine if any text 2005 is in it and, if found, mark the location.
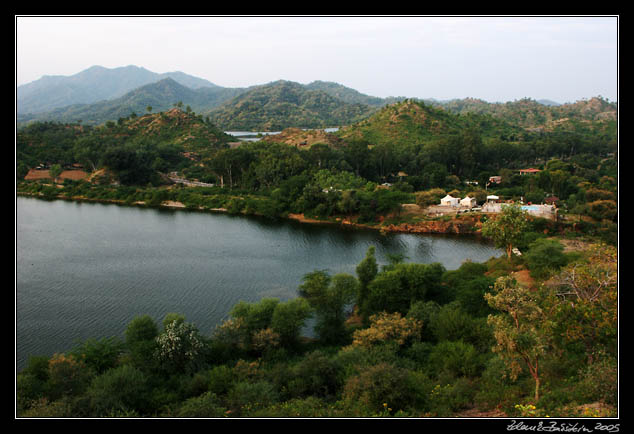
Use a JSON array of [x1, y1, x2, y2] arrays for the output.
[[594, 423, 619, 433]]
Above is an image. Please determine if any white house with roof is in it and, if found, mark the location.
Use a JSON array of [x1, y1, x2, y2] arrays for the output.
[[440, 194, 459, 207], [460, 196, 477, 208]]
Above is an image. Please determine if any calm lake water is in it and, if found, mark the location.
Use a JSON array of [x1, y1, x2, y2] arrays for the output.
[[16, 196, 501, 370]]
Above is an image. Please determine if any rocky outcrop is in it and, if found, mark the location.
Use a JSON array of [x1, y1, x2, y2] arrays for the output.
[[380, 215, 483, 235]]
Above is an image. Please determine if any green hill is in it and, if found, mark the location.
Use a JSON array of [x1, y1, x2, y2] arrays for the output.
[[336, 99, 522, 147], [16, 107, 232, 185], [427, 96, 617, 134], [206, 80, 379, 131], [305, 80, 404, 107]]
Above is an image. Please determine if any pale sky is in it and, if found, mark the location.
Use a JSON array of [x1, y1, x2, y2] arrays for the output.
[[15, 15, 619, 104]]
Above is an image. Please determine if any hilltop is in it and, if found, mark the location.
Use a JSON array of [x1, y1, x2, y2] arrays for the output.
[[335, 99, 522, 147], [206, 80, 378, 131]]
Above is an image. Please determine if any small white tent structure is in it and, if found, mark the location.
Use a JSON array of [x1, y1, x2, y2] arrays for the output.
[[460, 196, 477, 208], [440, 194, 459, 207]]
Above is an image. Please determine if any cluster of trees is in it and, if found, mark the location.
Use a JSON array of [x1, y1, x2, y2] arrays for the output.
[[17, 210, 617, 417]]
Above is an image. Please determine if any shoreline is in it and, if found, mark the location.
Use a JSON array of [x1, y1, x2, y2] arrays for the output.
[[17, 192, 486, 237]]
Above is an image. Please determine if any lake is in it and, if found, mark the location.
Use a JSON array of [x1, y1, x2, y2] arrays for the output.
[[15, 196, 501, 370]]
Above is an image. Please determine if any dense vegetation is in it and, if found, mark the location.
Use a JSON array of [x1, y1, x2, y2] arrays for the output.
[[16, 230, 617, 417], [16, 91, 618, 418]]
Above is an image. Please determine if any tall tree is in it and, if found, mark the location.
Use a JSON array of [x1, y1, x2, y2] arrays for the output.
[[356, 246, 378, 319], [299, 270, 358, 344], [481, 204, 530, 259], [485, 276, 549, 401]]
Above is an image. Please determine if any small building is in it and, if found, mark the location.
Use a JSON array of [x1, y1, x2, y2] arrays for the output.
[[544, 196, 560, 206], [440, 194, 459, 207], [460, 196, 477, 208], [519, 168, 541, 175], [488, 176, 502, 184], [486, 195, 500, 203]]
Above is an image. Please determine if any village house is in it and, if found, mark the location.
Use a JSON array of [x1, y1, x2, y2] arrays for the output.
[[518, 168, 541, 175], [488, 176, 502, 184], [440, 194, 459, 207], [460, 196, 477, 208]]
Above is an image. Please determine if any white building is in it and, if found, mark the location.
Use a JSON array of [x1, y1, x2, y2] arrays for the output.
[[440, 194, 459, 207], [460, 196, 477, 208]]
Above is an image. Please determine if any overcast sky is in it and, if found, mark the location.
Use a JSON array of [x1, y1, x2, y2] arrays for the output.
[[15, 15, 618, 104]]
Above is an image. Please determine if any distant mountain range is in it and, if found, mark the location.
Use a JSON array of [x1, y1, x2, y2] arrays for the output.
[[16, 65, 616, 132], [17, 65, 222, 115]]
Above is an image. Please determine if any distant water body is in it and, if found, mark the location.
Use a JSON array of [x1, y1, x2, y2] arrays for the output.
[[226, 127, 339, 141], [16, 197, 501, 370]]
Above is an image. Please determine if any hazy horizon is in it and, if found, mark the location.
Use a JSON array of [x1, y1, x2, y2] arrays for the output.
[[15, 16, 619, 104]]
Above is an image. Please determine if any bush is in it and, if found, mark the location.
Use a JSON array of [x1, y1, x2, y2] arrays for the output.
[[46, 353, 93, 401], [524, 238, 568, 279], [285, 350, 343, 399], [575, 351, 618, 406], [427, 340, 484, 379], [87, 365, 150, 416], [341, 362, 418, 414], [427, 378, 477, 417], [415, 188, 446, 207], [227, 380, 280, 416], [69, 337, 124, 375], [246, 396, 340, 417], [174, 392, 227, 418], [350, 311, 422, 349]]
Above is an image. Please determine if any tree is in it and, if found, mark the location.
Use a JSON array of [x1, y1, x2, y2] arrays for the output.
[[155, 318, 207, 374], [355, 246, 378, 317], [481, 203, 530, 259], [271, 298, 313, 349], [363, 262, 445, 318], [124, 315, 159, 371], [546, 243, 617, 363], [485, 276, 549, 401], [299, 271, 358, 344], [524, 238, 568, 279], [350, 311, 422, 349], [69, 337, 124, 375], [49, 164, 63, 183]]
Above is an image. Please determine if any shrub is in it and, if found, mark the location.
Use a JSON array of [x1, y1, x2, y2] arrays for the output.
[[286, 350, 343, 399], [174, 392, 228, 418], [415, 188, 446, 207], [427, 340, 484, 379], [427, 378, 477, 417], [87, 365, 150, 416], [227, 380, 280, 416], [524, 238, 568, 279], [350, 311, 422, 349], [69, 336, 124, 375], [575, 351, 618, 406], [341, 362, 418, 414], [46, 353, 92, 401]]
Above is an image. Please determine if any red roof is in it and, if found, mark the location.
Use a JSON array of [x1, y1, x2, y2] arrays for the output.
[[519, 168, 541, 173]]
